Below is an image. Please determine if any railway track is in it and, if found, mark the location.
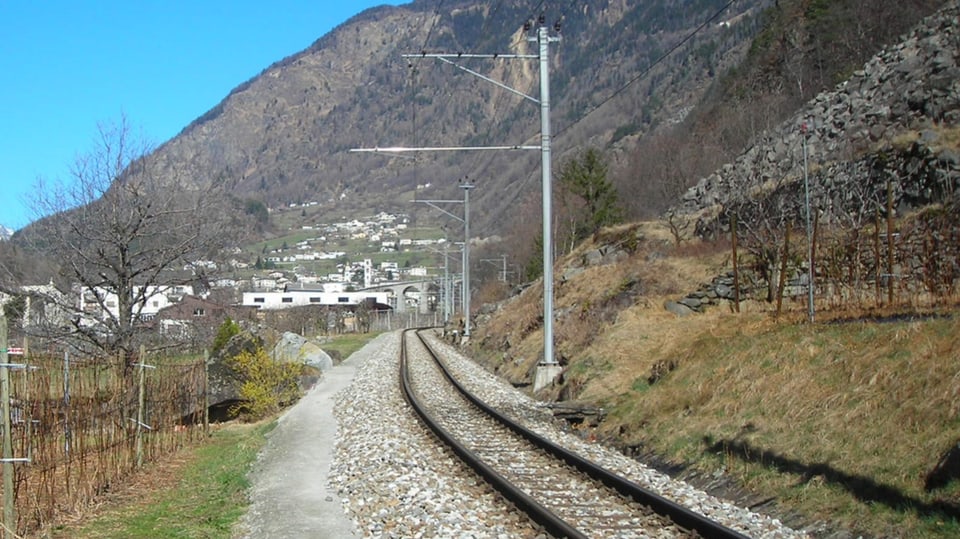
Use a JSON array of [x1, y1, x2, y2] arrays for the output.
[[401, 328, 752, 539]]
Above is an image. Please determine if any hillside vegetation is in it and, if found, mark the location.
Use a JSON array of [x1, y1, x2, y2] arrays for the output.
[[468, 2, 960, 534], [470, 222, 960, 537], [3, 1, 957, 536]]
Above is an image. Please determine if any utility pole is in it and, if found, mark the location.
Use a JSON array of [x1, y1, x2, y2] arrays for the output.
[[535, 19, 562, 383], [351, 17, 562, 382], [443, 243, 450, 324], [801, 121, 815, 322], [0, 314, 13, 539], [0, 316, 30, 539], [133, 346, 155, 469], [432, 242, 463, 325], [460, 180, 474, 338], [415, 181, 473, 336], [482, 255, 509, 283]]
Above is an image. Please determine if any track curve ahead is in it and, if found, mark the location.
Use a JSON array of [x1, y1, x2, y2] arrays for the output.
[[400, 328, 752, 539]]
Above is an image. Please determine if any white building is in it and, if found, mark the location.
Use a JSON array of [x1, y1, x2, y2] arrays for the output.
[[407, 267, 428, 277], [241, 290, 390, 311], [252, 276, 278, 291], [78, 284, 196, 324]]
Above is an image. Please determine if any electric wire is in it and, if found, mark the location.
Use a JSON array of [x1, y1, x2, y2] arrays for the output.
[[401, 0, 737, 240], [407, 0, 446, 200], [525, 0, 547, 22], [555, 0, 578, 29], [489, 0, 738, 242], [554, 0, 737, 139], [427, 0, 544, 208], [477, 0, 507, 43], [419, 0, 446, 54]]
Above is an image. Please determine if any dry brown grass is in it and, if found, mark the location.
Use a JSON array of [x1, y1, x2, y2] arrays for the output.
[[471, 221, 960, 537], [890, 124, 960, 152]]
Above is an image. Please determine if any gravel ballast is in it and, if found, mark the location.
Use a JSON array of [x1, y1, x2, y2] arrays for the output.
[[328, 331, 810, 538]]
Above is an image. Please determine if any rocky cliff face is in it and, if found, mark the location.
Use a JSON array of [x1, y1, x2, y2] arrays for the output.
[[676, 1, 960, 226], [137, 0, 768, 235]]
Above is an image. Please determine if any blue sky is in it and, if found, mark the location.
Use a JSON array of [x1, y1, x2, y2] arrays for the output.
[[1, 1, 406, 231]]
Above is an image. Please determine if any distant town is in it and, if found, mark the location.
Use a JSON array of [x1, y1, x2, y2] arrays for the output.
[[0, 206, 458, 341]]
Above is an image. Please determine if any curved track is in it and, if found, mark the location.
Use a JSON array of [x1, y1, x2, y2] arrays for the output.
[[400, 328, 751, 539]]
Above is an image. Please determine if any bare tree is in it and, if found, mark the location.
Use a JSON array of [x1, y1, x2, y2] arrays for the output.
[[724, 175, 798, 303], [26, 116, 239, 360]]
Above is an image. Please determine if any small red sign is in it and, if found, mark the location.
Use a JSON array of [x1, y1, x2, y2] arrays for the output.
[[6, 348, 23, 356]]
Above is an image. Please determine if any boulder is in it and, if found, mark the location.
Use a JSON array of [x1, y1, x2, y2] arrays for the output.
[[583, 249, 603, 266], [272, 331, 334, 372], [207, 332, 264, 406], [663, 301, 694, 317]]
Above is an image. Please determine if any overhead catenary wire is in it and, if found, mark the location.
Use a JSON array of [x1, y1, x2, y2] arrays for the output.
[[406, 0, 546, 211], [406, 0, 446, 200], [478, 0, 508, 44], [398, 0, 737, 228], [418, 0, 446, 55], [554, 0, 738, 139], [476, 0, 740, 240], [452, 0, 556, 219], [525, 0, 547, 23]]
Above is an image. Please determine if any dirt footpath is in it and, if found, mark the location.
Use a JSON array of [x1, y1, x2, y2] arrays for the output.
[[234, 334, 393, 538]]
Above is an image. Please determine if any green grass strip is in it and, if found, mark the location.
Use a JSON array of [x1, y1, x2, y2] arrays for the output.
[[51, 422, 274, 539]]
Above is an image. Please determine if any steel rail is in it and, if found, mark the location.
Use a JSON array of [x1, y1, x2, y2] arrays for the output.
[[399, 329, 586, 539], [413, 329, 752, 539]]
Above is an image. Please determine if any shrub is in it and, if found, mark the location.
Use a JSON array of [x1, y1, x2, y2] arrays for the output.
[[227, 346, 302, 421], [211, 317, 241, 355]]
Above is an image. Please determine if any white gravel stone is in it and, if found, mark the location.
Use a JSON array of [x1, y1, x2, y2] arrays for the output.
[[328, 331, 811, 538]]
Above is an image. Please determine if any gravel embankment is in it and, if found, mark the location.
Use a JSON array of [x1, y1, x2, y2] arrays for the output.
[[330, 331, 811, 538]]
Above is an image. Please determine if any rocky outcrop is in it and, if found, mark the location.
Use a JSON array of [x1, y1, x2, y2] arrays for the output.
[[667, 271, 752, 314], [676, 2, 960, 223], [664, 3, 960, 313], [561, 242, 634, 282], [207, 332, 264, 406], [271, 331, 334, 372]]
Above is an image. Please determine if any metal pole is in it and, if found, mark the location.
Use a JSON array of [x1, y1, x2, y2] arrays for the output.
[[352, 23, 558, 360], [203, 350, 210, 435], [443, 244, 450, 324], [461, 252, 467, 322], [802, 122, 815, 322], [460, 181, 474, 337], [64, 350, 71, 454], [539, 24, 557, 365], [136, 345, 146, 469], [0, 315, 14, 538]]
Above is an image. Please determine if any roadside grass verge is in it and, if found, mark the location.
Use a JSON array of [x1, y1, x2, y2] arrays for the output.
[[582, 309, 960, 538], [322, 331, 382, 360], [47, 421, 274, 539], [472, 222, 960, 538], [40, 330, 382, 538]]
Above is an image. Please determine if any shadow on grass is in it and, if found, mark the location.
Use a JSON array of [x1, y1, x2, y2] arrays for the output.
[[703, 437, 960, 521], [825, 311, 954, 325]]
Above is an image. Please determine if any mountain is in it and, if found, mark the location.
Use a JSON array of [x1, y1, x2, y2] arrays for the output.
[[466, 5, 960, 535], [676, 0, 960, 223], [6, 0, 950, 286], [143, 0, 773, 236], [0, 225, 11, 242]]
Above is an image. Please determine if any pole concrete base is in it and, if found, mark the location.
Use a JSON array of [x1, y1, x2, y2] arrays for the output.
[[533, 363, 563, 392]]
